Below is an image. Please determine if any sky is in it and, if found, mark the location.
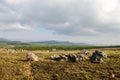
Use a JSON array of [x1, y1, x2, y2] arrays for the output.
[[0, 0, 120, 45]]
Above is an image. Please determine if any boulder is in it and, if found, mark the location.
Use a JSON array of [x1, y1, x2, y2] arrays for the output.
[[91, 50, 107, 63], [81, 49, 90, 55], [67, 54, 79, 62], [26, 52, 39, 61], [59, 54, 68, 61], [50, 55, 61, 61], [76, 54, 85, 61], [50, 54, 68, 61]]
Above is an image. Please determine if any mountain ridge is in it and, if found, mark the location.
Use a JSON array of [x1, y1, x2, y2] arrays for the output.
[[0, 38, 91, 45], [0, 38, 10, 42], [30, 40, 90, 45]]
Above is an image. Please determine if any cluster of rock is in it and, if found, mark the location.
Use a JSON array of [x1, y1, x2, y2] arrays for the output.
[[50, 54, 79, 62], [26, 52, 39, 61], [50, 50, 91, 62], [25, 50, 107, 63], [50, 50, 107, 63]]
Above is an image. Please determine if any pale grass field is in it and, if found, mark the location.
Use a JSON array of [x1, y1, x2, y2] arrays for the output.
[[0, 48, 120, 80]]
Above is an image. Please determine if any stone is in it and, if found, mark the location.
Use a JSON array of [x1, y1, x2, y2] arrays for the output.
[[67, 54, 79, 62], [26, 52, 39, 61], [50, 55, 61, 61], [50, 54, 68, 61], [76, 54, 85, 61], [59, 54, 68, 61], [81, 49, 90, 55], [91, 50, 107, 63]]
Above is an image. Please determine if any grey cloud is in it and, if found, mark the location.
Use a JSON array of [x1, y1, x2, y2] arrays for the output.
[[0, 0, 120, 36], [95, 23, 120, 35]]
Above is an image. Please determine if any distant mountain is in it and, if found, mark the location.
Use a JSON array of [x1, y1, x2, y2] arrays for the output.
[[0, 38, 91, 46], [0, 38, 28, 45], [30, 40, 90, 45], [0, 38, 10, 42]]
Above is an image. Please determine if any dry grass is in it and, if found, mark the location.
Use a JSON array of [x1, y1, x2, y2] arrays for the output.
[[0, 48, 120, 80]]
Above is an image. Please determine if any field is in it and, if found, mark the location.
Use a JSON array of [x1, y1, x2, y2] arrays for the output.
[[0, 46, 120, 80]]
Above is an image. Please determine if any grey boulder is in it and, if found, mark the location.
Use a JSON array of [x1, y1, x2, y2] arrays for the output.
[[26, 52, 39, 61], [91, 50, 107, 63]]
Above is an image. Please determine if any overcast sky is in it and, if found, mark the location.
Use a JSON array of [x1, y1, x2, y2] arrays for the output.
[[0, 0, 120, 45]]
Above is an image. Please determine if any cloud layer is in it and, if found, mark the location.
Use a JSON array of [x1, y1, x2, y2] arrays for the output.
[[0, 0, 120, 37]]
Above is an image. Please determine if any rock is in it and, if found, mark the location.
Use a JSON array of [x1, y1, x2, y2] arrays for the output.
[[50, 54, 68, 61], [26, 52, 39, 61], [91, 50, 107, 63], [67, 54, 79, 62], [76, 54, 85, 61], [59, 54, 68, 61], [50, 51, 92, 62], [50, 55, 61, 61], [81, 49, 90, 55]]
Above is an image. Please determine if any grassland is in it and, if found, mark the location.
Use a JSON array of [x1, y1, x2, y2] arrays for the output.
[[0, 46, 120, 80]]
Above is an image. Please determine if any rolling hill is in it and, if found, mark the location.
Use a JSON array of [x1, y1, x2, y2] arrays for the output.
[[0, 38, 91, 46], [30, 40, 90, 45]]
